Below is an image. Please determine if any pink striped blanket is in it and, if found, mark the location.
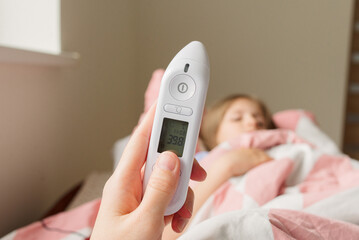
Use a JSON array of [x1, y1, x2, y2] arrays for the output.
[[2, 110, 359, 239], [181, 111, 359, 239]]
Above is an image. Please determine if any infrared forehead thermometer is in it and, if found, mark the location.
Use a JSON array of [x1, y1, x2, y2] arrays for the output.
[[143, 41, 210, 215]]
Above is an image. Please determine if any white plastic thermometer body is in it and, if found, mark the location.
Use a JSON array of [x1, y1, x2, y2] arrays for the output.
[[143, 41, 210, 216]]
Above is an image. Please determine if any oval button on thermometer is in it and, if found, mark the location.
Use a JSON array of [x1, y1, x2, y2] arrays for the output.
[[143, 41, 210, 216], [170, 74, 196, 101]]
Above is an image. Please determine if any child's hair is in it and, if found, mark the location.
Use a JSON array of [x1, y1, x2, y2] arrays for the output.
[[200, 94, 275, 150]]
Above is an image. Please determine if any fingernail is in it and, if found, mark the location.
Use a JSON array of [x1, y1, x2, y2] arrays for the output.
[[185, 205, 193, 218], [157, 152, 177, 171], [176, 218, 188, 232]]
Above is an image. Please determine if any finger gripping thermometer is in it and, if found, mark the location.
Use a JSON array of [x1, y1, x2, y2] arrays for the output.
[[143, 41, 210, 215]]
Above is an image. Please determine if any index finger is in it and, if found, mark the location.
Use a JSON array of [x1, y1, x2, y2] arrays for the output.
[[190, 158, 207, 182]]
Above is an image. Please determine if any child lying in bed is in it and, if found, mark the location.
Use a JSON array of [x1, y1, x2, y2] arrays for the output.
[[5, 69, 359, 240], [163, 94, 276, 239]]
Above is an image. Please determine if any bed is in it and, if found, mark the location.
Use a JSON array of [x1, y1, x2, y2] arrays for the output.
[[3, 70, 359, 239]]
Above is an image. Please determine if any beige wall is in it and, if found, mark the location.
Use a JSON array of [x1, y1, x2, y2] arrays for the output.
[[0, 0, 353, 236], [0, 0, 140, 236], [136, 0, 353, 147]]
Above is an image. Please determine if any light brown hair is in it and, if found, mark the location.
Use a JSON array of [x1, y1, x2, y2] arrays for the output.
[[200, 94, 275, 150]]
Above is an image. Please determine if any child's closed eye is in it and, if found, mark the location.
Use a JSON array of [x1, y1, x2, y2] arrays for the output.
[[231, 116, 242, 121]]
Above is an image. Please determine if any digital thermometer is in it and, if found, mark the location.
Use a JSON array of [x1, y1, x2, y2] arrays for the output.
[[143, 41, 210, 215]]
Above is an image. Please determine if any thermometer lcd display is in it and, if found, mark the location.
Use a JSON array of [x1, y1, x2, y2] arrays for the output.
[[158, 118, 188, 157]]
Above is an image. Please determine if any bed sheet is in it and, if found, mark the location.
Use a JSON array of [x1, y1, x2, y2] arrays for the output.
[[181, 111, 359, 239]]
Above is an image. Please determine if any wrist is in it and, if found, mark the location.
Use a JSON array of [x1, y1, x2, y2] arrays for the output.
[[211, 157, 235, 179], [224, 152, 252, 176]]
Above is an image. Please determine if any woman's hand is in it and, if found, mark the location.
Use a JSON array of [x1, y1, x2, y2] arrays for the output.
[[91, 103, 206, 240], [219, 148, 272, 177]]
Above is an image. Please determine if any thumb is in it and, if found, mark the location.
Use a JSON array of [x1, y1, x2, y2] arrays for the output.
[[140, 151, 180, 216]]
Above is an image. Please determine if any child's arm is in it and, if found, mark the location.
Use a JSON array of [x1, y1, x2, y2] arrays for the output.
[[192, 148, 272, 217], [162, 148, 272, 240]]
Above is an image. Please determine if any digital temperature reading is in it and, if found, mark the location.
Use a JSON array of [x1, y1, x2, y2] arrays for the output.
[[157, 118, 188, 157]]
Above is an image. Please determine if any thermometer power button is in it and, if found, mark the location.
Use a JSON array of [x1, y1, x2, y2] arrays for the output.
[[169, 74, 196, 101]]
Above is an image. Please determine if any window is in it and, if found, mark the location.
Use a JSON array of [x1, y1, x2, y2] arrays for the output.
[[0, 0, 60, 54]]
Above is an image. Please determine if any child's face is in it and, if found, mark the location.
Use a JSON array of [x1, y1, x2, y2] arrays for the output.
[[216, 98, 266, 145]]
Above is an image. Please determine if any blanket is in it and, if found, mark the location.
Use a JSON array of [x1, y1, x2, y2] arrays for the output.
[[3, 110, 359, 240], [2, 199, 100, 240], [180, 111, 359, 239]]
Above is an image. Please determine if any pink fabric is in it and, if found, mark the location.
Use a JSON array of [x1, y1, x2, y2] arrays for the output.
[[229, 129, 310, 149], [300, 155, 359, 207], [189, 122, 359, 238], [273, 110, 316, 131], [13, 199, 100, 240], [269, 209, 359, 240], [199, 129, 309, 172], [244, 158, 293, 205], [213, 181, 244, 214], [198, 128, 359, 217], [212, 158, 293, 215], [196, 129, 308, 216]]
